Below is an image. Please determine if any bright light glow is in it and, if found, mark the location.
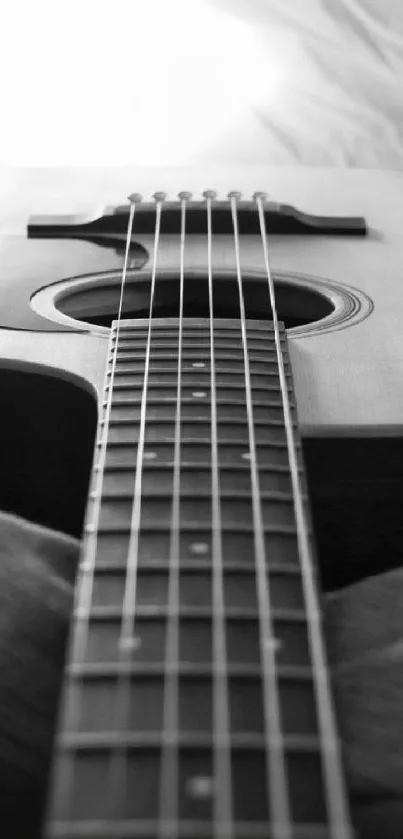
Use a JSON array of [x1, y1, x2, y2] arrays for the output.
[[0, 0, 291, 166]]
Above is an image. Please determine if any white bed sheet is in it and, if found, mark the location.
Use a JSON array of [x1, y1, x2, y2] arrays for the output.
[[0, 0, 402, 170], [201, 0, 403, 169]]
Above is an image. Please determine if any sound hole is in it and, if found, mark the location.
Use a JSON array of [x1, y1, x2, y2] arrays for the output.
[[56, 273, 333, 329]]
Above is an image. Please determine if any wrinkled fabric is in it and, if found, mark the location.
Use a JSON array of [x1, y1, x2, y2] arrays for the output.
[[1, 0, 403, 169], [326, 569, 403, 836], [0, 512, 79, 838], [200, 0, 403, 169]]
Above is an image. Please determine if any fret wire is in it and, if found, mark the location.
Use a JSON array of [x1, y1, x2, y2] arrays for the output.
[[229, 192, 292, 839], [47, 821, 330, 839], [205, 191, 234, 839], [109, 398, 291, 409], [111, 354, 281, 363], [69, 661, 314, 680], [158, 192, 189, 838], [76, 606, 307, 621], [52, 198, 140, 825], [113, 322, 284, 337], [93, 524, 298, 536], [255, 194, 353, 839], [100, 491, 297, 502], [108, 193, 166, 818]]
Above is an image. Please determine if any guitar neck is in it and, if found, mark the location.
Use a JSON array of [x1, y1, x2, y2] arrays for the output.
[[44, 316, 351, 837]]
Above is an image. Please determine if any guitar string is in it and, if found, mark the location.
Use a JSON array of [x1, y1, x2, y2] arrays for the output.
[[51, 198, 139, 823], [229, 191, 292, 839], [55, 189, 351, 834], [204, 190, 234, 839], [255, 193, 353, 839], [107, 192, 166, 817], [157, 191, 189, 838]]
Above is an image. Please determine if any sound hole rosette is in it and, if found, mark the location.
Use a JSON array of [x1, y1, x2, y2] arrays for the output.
[[30, 268, 373, 336]]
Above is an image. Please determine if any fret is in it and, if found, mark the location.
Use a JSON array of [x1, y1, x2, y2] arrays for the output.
[[105, 421, 289, 446], [111, 349, 289, 365], [109, 381, 294, 394], [73, 615, 312, 668], [102, 461, 298, 472], [67, 662, 315, 680], [111, 356, 288, 374], [112, 340, 290, 354], [109, 385, 293, 403], [113, 321, 285, 330], [113, 361, 290, 378], [112, 342, 290, 355], [98, 488, 298, 503], [93, 528, 300, 567], [102, 460, 298, 472], [111, 346, 288, 361], [102, 467, 294, 494], [75, 606, 309, 623], [112, 331, 288, 343], [86, 560, 301, 576], [112, 352, 283, 364], [111, 323, 289, 336], [100, 438, 300, 452], [59, 733, 322, 751], [48, 748, 327, 827], [49, 746, 327, 813], [98, 497, 298, 529], [102, 443, 299, 468], [109, 371, 292, 387], [45, 822, 331, 839], [87, 568, 304, 612], [111, 370, 291, 388], [107, 417, 293, 429], [110, 402, 293, 423], [112, 322, 288, 336], [110, 396, 294, 410], [97, 492, 300, 508], [110, 396, 293, 405]]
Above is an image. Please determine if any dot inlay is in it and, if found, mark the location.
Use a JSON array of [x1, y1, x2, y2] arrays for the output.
[[80, 562, 92, 572], [119, 636, 142, 651], [190, 542, 209, 555], [186, 776, 213, 799], [265, 637, 283, 653]]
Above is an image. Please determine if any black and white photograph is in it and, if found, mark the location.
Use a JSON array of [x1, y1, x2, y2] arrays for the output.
[[0, 2, 403, 837]]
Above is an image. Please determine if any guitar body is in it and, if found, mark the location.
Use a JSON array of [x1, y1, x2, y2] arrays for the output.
[[1, 165, 402, 432], [1, 167, 402, 434], [0, 167, 403, 839]]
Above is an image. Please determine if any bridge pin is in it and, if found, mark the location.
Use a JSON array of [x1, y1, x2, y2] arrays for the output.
[[228, 190, 242, 201], [202, 189, 218, 201], [186, 776, 213, 799], [253, 191, 268, 202]]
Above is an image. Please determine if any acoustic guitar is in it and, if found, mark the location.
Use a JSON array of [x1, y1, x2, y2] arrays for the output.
[[2, 165, 401, 838]]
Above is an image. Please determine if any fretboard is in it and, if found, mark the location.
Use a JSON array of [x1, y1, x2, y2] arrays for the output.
[[44, 318, 350, 838]]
